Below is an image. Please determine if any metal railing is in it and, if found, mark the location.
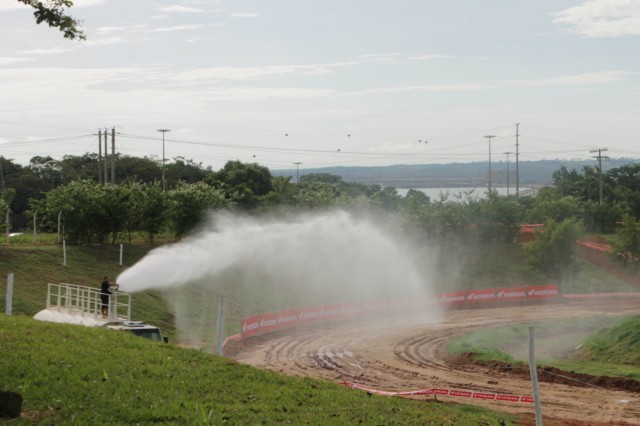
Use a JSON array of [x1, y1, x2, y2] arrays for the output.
[[45, 283, 131, 321]]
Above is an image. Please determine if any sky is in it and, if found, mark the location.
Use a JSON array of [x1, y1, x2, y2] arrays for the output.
[[1, 0, 639, 172]]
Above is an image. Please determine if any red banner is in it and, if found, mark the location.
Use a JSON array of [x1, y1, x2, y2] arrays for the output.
[[239, 285, 562, 338], [438, 291, 467, 305], [496, 286, 527, 301], [526, 285, 559, 299], [465, 288, 497, 303]]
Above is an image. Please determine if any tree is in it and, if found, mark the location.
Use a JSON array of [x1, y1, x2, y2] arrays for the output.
[[611, 215, 640, 270], [29, 156, 62, 188], [299, 173, 343, 184], [19, 0, 86, 40], [167, 182, 231, 237], [121, 182, 167, 243], [165, 156, 209, 186], [293, 181, 347, 209], [261, 175, 295, 208], [58, 153, 100, 183], [206, 161, 273, 209], [522, 218, 584, 289], [38, 180, 130, 244], [116, 156, 162, 184], [369, 186, 402, 212], [470, 191, 520, 243], [522, 187, 583, 224], [582, 200, 627, 233]]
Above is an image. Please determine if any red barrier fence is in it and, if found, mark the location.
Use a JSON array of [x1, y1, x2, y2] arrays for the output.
[[240, 284, 560, 339], [338, 382, 534, 403], [237, 285, 640, 340]]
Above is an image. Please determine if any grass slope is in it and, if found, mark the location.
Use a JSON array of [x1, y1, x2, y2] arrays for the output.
[[448, 315, 640, 381], [583, 315, 640, 366], [0, 315, 517, 425], [0, 243, 175, 335]]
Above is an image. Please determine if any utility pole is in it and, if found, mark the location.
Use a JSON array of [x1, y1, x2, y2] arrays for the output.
[[157, 129, 171, 191], [111, 127, 116, 185], [0, 155, 5, 192], [484, 135, 495, 191], [503, 152, 514, 197], [98, 129, 103, 185], [515, 123, 520, 204], [293, 162, 302, 183], [103, 128, 109, 185], [590, 148, 609, 203]]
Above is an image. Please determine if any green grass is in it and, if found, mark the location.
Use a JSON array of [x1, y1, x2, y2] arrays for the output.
[[448, 315, 640, 381], [0, 241, 175, 336], [0, 315, 517, 425], [582, 315, 640, 365]]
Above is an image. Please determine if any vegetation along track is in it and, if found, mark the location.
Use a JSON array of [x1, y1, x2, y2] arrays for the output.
[[236, 299, 640, 425]]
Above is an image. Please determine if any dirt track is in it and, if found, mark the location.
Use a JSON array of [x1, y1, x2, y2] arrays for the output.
[[235, 299, 640, 425]]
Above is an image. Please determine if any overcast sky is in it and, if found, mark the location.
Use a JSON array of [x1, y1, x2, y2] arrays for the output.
[[1, 0, 639, 171]]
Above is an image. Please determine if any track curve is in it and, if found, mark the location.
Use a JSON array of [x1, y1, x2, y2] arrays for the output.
[[235, 300, 640, 425]]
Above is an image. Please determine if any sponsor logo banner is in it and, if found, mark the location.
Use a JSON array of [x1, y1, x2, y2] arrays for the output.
[[439, 291, 467, 304], [496, 286, 527, 301], [526, 285, 559, 299], [466, 288, 497, 303]]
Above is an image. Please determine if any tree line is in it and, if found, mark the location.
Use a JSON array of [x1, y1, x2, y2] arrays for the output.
[[3, 153, 640, 287]]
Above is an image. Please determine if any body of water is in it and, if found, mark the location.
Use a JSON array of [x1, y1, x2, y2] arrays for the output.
[[395, 187, 534, 201]]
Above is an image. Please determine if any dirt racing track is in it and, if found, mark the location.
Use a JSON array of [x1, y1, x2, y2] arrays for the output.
[[235, 299, 640, 425]]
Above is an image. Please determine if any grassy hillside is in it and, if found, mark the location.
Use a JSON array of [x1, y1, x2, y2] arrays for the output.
[[0, 243, 175, 335], [583, 315, 640, 366], [1, 238, 636, 344], [0, 315, 517, 425], [447, 315, 640, 381]]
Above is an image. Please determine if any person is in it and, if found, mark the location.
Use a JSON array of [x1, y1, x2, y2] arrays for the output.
[[100, 276, 116, 317]]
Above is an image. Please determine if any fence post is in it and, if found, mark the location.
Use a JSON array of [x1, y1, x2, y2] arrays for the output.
[[119, 244, 123, 266], [528, 327, 543, 426], [216, 296, 227, 356], [5, 273, 14, 315]]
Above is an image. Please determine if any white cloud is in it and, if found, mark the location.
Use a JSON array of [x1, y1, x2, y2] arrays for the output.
[[82, 36, 129, 46], [407, 54, 453, 61], [230, 12, 258, 18], [186, 36, 203, 43], [553, 0, 640, 37], [16, 47, 73, 55], [94, 26, 125, 35], [0, 0, 106, 11], [159, 62, 357, 84], [358, 53, 453, 63], [511, 70, 630, 86], [160, 5, 203, 13], [0, 1, 27, 11], [71, 0, 110, 7], [0, 57, 33, 65], [144, 24, 204, 32]]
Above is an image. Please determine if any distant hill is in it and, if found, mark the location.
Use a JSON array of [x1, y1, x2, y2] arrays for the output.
[[273, 158, 638, 188]]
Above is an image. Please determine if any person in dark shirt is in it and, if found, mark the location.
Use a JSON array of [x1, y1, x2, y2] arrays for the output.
[[100, 276, 112, 317]]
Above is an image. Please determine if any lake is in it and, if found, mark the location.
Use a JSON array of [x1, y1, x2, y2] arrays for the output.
[[395, 187, 534, 201]]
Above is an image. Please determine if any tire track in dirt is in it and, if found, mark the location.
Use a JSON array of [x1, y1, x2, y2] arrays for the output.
[[235, 300, 640, 425]]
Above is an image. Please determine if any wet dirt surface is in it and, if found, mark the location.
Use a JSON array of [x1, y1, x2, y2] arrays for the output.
[[234, 299, 640, 425]]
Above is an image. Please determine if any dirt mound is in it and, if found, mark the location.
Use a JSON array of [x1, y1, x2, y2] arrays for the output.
[[452, 352, 640, 393]]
